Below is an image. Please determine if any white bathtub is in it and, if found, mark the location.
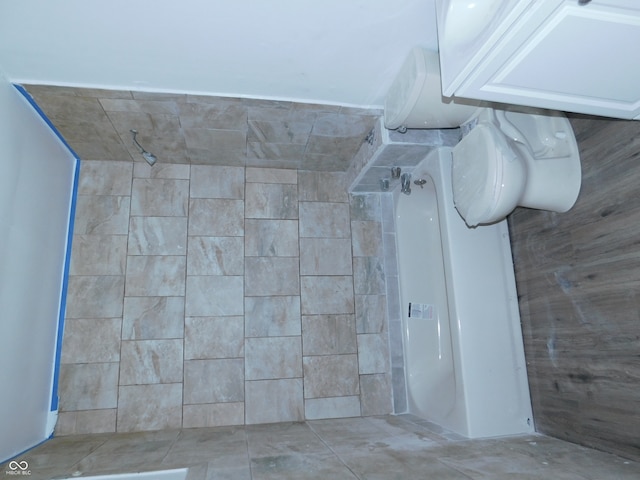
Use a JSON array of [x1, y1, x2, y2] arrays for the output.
[[394, 147, 534, 438]]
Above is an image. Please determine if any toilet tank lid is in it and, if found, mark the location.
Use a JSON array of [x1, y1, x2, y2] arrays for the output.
[[452, 124, 506, 227]]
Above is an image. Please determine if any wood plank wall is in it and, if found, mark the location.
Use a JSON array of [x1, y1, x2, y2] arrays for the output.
[[508, 115, 640, 461]]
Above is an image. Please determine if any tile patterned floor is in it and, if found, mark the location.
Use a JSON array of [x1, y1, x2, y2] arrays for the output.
[[3, 415, 639, 480]]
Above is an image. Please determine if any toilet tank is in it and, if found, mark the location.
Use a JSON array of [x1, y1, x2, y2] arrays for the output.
[[384, 47, 481, 130]]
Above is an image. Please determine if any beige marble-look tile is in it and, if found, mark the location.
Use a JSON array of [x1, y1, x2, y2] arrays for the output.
[[125, 256, 186, 297], [73, 195, 130, 235], [69, 234, 128, 276], [119, 339, 183, 385], [55, 408, 117, 435], [300, 152, 352, 172], [245, 219, 299, 257], [312, 112, 375, 138], [299, 238, 353, 275], [185, 316, 244, 359], [188, 198, 244, 236], [116, 384, 183, 432], [304, 396, 362, 420], [244, 296, 302, 337], [245, 337, 303, 380], [178, 101, 248, 131], [349, 194, 381, 221], [359, 374, 393, 416], [190, 165, 245, 199], [77, 160, 133, 196], [122, 296, 185, 340], [184, 359, 244, 404], [245, 379, 304, 424], [353, 256, 386, 295], [350, 221, 383, 257], [248, 115, 314, 145], [357, 333, 390, 374], [304, 135, 360, 163], [184, 128, 247, 166], [300, 276, 354, 315], [130, 178, 189, 217], [185, 275, 244, 316], [59, 362, 119, 411], [187, 236, 244, 275], [355, 295, 387, 334], [297, 171, 349, 203], [245, 183, 298, 219], [61, 318, 121, 364], [245, 257, 300, 296], [133, 162, 191, 179], [299, 202, 350, 238], [182, 403, 245, 428], [100, 97, 180, 115], [65, 275, 124, 318], [246, 143, 305, 168], [303, 354, 360, 399], [128, 217, 188, 255], [302, 315, 357, 356], [245, 167, 298, 184]]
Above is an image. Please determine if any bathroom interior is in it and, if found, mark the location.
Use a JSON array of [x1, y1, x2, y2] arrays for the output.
[[1, 1, 640, 479]]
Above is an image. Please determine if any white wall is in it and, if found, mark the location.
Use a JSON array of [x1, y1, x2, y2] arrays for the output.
[[0, 0, 438, 108], [0, 69, 78, 462]]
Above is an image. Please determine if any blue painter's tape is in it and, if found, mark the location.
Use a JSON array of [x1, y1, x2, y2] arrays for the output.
[[50, 159, 80, 415], [13, 84, 81, 416]]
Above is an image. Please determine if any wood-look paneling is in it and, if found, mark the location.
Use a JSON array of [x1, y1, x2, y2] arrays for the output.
[[509, 115, 640, 461]]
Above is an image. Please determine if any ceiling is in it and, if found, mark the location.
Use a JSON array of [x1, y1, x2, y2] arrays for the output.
[[0, 0, 439, 109]]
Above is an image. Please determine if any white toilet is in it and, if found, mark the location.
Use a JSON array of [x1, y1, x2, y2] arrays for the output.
[[384, 47, 582, 227]]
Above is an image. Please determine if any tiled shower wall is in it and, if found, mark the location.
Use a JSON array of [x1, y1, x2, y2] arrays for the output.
[[58, 161, 392, 434]]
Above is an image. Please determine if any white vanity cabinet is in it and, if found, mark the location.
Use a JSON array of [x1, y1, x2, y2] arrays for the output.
[[436, 0, 640, 119]]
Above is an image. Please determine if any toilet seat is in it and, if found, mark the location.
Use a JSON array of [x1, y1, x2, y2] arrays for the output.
[[452, 123, 524, 227]]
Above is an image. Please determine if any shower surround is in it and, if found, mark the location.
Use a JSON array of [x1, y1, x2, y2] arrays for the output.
[[59, 161, 392, 434]]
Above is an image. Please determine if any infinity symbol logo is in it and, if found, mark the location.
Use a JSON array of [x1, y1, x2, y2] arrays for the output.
[[8, 460, 29, 471]]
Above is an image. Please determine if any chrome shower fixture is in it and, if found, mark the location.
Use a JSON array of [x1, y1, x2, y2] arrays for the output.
[[130, 129, 157, 166]]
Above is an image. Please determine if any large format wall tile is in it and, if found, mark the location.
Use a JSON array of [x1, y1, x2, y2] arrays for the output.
[[185, 275, 244, 316], [130, 179, 189, 217], [245, 183, 298, 219], [122, 296, 185, 340], [59, 157, 394, 434], [245, 337, 303, 380], [244, 296, 301, 337], [119, 339, 184, 385], [245, 379, 304, 424], [245, 257, 300, 296], [184, 359, 244, 404], [125, 255, 186, 297], [59, 363, 119, 411], [299, 202, 350, 238], [128, 217, 188, 256], [187, 236, 244, 275], [188, 198, 244, 236], [184, 316, 245, 359], [301, 276, 354, 315], [117, 384, 183, 432], [303, 355, 360, 399]]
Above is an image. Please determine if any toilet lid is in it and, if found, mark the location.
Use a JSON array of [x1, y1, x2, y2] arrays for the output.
[[452, 124, 510, 227]]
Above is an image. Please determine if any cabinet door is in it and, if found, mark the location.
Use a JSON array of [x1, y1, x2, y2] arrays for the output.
[[444, 0, 640, 119]]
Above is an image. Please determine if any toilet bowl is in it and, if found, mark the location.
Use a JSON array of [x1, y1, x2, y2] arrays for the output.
[[384, 47, 582, 227]]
